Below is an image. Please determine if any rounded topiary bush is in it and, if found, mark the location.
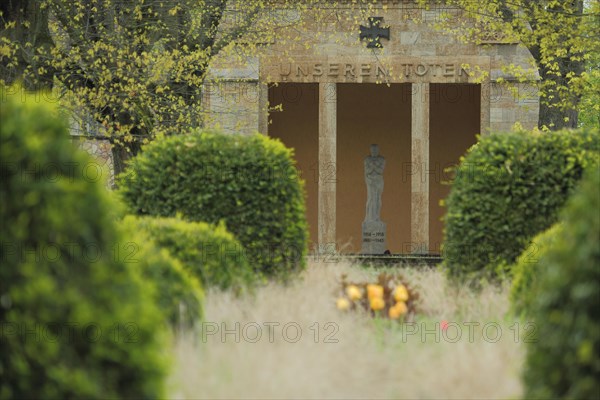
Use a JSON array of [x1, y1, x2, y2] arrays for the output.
[[509, 223, 562, 316], [120, 218, 204, 327], [443, 127, 599, 281], [119, 130, 308, 278], [125, 215, 254, 290], [523, 167, 600, 399], [0, 87, 167, 398]]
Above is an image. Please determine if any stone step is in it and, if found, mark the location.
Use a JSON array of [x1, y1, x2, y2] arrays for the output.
[[309, 253, 443, 267], [347, 254, 442, 266]]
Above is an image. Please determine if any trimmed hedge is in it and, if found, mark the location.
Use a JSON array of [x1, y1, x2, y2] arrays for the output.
[[126, 215, 254, 291], [443, 127, 599, 281], [509, 223, 562, 316], [120, 219, 204, 327], [0, 87, 167, 398], [118, 130, 308, 278], [524, 167, 600, 399]]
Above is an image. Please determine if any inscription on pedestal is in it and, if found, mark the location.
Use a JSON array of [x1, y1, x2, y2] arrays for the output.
[[362, 221, 387, 254]]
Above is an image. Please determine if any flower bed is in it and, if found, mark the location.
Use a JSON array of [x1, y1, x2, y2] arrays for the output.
[[336, 273, 419, 320]]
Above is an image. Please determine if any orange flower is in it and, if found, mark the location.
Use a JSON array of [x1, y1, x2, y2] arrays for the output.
[[389, 306, 402, 319], [370, 297, 385, 311], [367, 284, 384, 300], [389, 302, 408, 319]]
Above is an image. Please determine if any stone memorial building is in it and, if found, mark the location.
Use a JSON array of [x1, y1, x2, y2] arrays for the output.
[[203, 1, 539, 255], [78, 1, 539, 255]]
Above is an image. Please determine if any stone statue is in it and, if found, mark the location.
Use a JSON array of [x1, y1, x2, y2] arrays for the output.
[[364, 144, 385, 222], [361, 144, 387, 255]]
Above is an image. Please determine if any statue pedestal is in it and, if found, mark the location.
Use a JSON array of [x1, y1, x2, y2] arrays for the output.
[[361, 220, 387, 255]]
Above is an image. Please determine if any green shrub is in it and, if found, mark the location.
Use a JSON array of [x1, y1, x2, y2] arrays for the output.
[[0, 87, 167, 398], [509, 223, 562, 316], [523, 166, 600, 399], [443, 127, 599, 281], [118, 130, 308, 278], [125, 215, 254, 290], [120, 219, 204, 327]]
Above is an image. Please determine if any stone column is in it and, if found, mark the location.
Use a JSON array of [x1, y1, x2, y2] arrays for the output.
[[258, 82, 269, 135], [411, 82, 430, 254], [480, 81, 491, 135], [318, 82, 337, 254]]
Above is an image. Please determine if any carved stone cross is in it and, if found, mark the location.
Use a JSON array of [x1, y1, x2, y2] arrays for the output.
[[360, 17, 390, 49]]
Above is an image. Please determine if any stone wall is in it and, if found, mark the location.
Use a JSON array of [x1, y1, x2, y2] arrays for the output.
[[490, 81, 539, 132], [71, 136, 115, 189], [203, 79, 261, 135]]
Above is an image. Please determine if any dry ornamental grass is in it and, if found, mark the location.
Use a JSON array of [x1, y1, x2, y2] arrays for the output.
[[168, 261, 525, 399]]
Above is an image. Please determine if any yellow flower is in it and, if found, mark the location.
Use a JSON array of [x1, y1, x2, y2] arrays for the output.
[[393, 284, 409, 302], [345, 285, 362, 301], [370, 297, 385, 311], [336, 297, 351, 311], [367, 284, 384, 300]]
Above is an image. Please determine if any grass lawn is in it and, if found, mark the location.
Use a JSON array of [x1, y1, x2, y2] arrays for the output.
[[169, 261, 525, 399]]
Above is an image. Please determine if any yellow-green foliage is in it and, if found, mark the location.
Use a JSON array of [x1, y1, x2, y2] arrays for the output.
[[120, 219, 205, 328], [417, 0, 600, 129], [524, 167, 600, 399], [509, 223, 562, 316], [127, 215, 255, 291], [119, 131, 308, 278], [0, 87, 167, 398], [0, 1, 389, 150], [0, 0, 303, 140], [443, 127, 599, 282]]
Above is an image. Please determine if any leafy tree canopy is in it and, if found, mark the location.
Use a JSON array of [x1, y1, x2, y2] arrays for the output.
[[418, 0, 600, 130], [0, 0, 329, 172]]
